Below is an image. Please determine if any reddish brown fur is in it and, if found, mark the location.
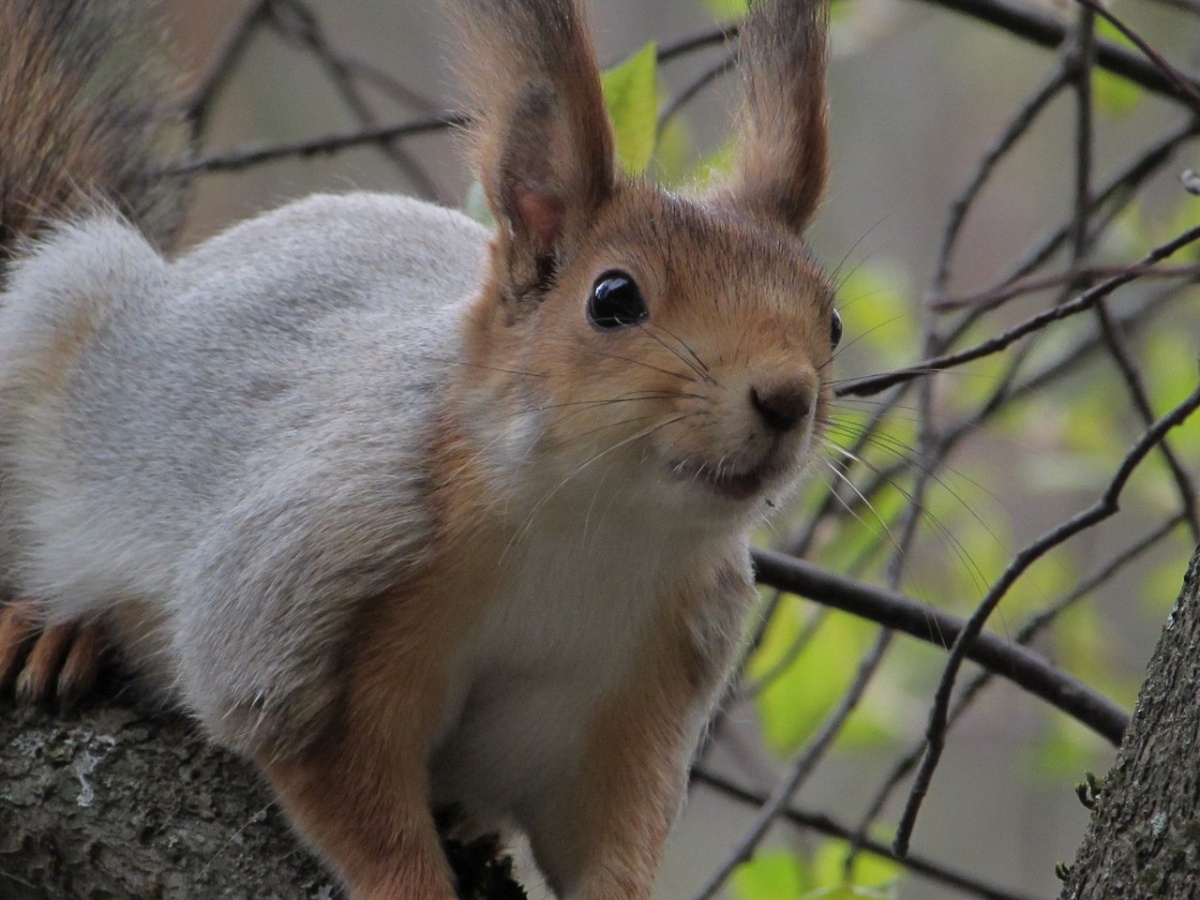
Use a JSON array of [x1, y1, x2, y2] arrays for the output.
[[725, 0, 830, 233], [0, 598, 105, 705], [261, 422, 509, 899], [15, 620, 76, 703], [451, 0, 616, 300], [528, 571, 748, 899], [462, 184, 837, 477], [56, 618, 107, 704], [0, 1, 836, 897]]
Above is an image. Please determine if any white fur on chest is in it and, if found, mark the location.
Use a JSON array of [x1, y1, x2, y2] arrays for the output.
[[430, 503, 683, 824]]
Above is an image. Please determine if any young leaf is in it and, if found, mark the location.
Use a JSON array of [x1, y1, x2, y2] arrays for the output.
[[731, 849, 811, 900], [601, 41, 659, 175], [813, 839, 903, 892]]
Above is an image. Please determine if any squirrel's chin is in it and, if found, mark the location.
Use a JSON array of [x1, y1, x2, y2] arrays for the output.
[[667, 457, 791, 504]]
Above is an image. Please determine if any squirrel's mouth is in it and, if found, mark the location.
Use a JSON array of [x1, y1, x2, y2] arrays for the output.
[[670, 458, 770, 501]]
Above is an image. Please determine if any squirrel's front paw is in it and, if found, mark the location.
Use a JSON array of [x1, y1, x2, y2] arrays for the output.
[[0, 600, 107, 707]]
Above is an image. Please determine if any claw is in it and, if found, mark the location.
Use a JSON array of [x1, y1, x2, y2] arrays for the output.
[[15, 620, 75, 706], [0, 600, 38, 691], [1, 600, 108, 706], [58, 619, 108, 707]]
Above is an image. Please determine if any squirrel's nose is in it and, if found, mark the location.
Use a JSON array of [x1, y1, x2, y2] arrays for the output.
[[750, 381, 813, 433]]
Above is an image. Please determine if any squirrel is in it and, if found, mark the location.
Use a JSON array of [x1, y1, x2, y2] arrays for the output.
[[0, 0, 839, 898]]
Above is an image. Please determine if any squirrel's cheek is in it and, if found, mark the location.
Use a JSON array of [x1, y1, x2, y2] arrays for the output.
[[464, 397, 547, 479]]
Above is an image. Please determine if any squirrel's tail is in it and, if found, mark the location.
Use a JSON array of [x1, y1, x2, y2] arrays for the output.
[[0, 0, 189, 277]]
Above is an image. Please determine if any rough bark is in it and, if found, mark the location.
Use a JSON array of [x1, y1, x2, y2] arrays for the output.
[[0, 691, 523, 899], [1059, 543, 1200, 899], [0, 697, 340, 899]]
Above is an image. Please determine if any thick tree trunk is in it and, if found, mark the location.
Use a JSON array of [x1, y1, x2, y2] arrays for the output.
[[0, 700, 339, 899], [0, 691, 521, 898], [1058, 543, 1200, 898]]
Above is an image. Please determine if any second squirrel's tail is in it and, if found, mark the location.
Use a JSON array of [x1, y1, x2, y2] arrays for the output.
[[0, 0, 189, 277]]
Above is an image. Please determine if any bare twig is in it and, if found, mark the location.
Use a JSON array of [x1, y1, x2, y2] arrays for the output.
[[932, 263, 1200, 310], [693, 631, 894, 900], [185, 0, 272, 137], [1073, 0, 1200, 113], [893, 380, 1200, 856], [837, 222, 1200, 398], [159, 113, 467, 177], [912, 0, 1200, 107], [848, 513, 1185, 853], [933, 62, 1071, 293], [266, 0, 442, 199], [751, 548, 1129, 743], [691, 768, 1041, 900]]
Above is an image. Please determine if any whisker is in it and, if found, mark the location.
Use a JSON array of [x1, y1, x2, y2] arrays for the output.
[[822, 440, 993, 596], [503, 413, 700, 560], [821, 456, 901, 556], [536, 390, 709, 413], [822, 417, 1008, 516], [820, 313, 913, 374], [581, 348, 698, 383], [638, 321, 717, 384]]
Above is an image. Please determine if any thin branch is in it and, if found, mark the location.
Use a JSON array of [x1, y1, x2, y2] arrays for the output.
[[837, 222, 1200, 398], [159, 113, 467, 177], [655, 24, 733, 64], [693, 631, 893, 900], [912, 0, 1200, 107], [893, 379, 1200, 856], [989, 117, 1200, 294], [750, 548, 1129, 744], [933, 62, 1072, 293], [658, 54, 736, 136], [1074, 0, 1200, 114], [932, 263, 1200, 310], [185, 0, 272, 138], [691, 768, 1040, 900], [849, 513, 1186, 853], [267, 0, 441, 199]]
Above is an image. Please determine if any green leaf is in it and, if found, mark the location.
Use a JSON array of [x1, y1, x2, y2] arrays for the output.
[[1051, 603, 1140, 710], [731, 849, 811, 900], [601, 42, 659, 175], [749, 602, 900, 754], [691, 137, 739, 189], [1143, 537, 1197, 615], [652, 96, 695, 187], [812, 841, 903, 892], [1146, 323, 1200, 421], [1094, 68, 1143, 117], [1092, 19, 1145, 116], [463, 181, 495, 227], [835, 261, 916, 371], [1025, 707, 1112, 781]]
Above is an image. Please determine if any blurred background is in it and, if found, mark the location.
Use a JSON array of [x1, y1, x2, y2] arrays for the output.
[[156, 1, 1200, 897]]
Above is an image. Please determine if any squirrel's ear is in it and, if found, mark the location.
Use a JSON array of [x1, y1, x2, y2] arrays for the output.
[[723, 0, 830, 234], [452, 0, 614, 293]]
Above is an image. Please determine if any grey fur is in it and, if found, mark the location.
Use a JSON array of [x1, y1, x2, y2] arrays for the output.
[[0, 193, 488, 751]]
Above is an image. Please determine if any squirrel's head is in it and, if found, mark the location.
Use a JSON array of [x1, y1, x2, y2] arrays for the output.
[[451, 0, 836, 526]]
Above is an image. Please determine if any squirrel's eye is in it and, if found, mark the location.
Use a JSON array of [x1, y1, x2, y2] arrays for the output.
[[588, 271, 647, 330], [829, 308, 843, 349]]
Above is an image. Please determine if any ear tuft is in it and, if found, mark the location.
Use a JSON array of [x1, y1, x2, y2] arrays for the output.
[[450, 0, 615, 292], [722, 0, 830, 234]]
